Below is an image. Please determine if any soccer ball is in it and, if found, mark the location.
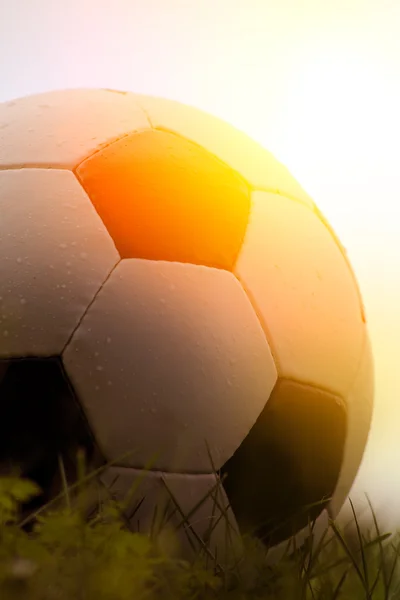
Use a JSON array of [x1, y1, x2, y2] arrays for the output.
[[0, 88, 373, 561]]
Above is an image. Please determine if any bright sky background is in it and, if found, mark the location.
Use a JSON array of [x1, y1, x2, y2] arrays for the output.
[[1, 0, 400, 533]]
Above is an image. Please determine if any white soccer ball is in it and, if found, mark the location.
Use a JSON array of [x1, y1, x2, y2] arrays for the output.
[[0, 88, 374, 563]]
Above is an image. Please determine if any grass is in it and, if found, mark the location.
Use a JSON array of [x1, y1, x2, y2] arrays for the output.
[[0, 448, 399, 600]]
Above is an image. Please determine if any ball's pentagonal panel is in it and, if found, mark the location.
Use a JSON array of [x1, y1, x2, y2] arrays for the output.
[[99, 466, 243, 564], [234, 190, 365, 397], [62, 259, 277, 473], [264, 509, 329, 567], [0, 169, 119, 357], [220, 379, 346, 546], [329, 333, 374, 517], [0, 89, 150, 169], [75, 129, 251, 270], [134, 93, 315, 209], [0, 357, 102, 517]]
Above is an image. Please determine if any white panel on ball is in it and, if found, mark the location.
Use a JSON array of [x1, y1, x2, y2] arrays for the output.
[[0, 89, 150, 169], [62, 258, 277, 473], [234, 190, 365, 398], [99, 466, 243, 566], [0, 169, 120, 357]]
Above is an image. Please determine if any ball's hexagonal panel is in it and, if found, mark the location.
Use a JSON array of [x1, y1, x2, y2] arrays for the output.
[[76, 129, 251, 269], [62, 259, 277, 473], [235, 190, 365, 398], [220, 379, 346, 546], [0, 357, 102, 520], [99, 466, 243, 565], [0, 89, 150, 168], [134, 93, 315, 208], [329, 333, 374, 517], [0, 169, 119, 357]]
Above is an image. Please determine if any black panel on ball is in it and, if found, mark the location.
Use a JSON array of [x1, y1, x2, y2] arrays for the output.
[[219, 379, 347, 547], [0, 357, 104, 525]]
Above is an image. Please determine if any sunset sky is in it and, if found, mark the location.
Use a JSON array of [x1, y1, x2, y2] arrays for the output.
[[1, 0, 400, 532]]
